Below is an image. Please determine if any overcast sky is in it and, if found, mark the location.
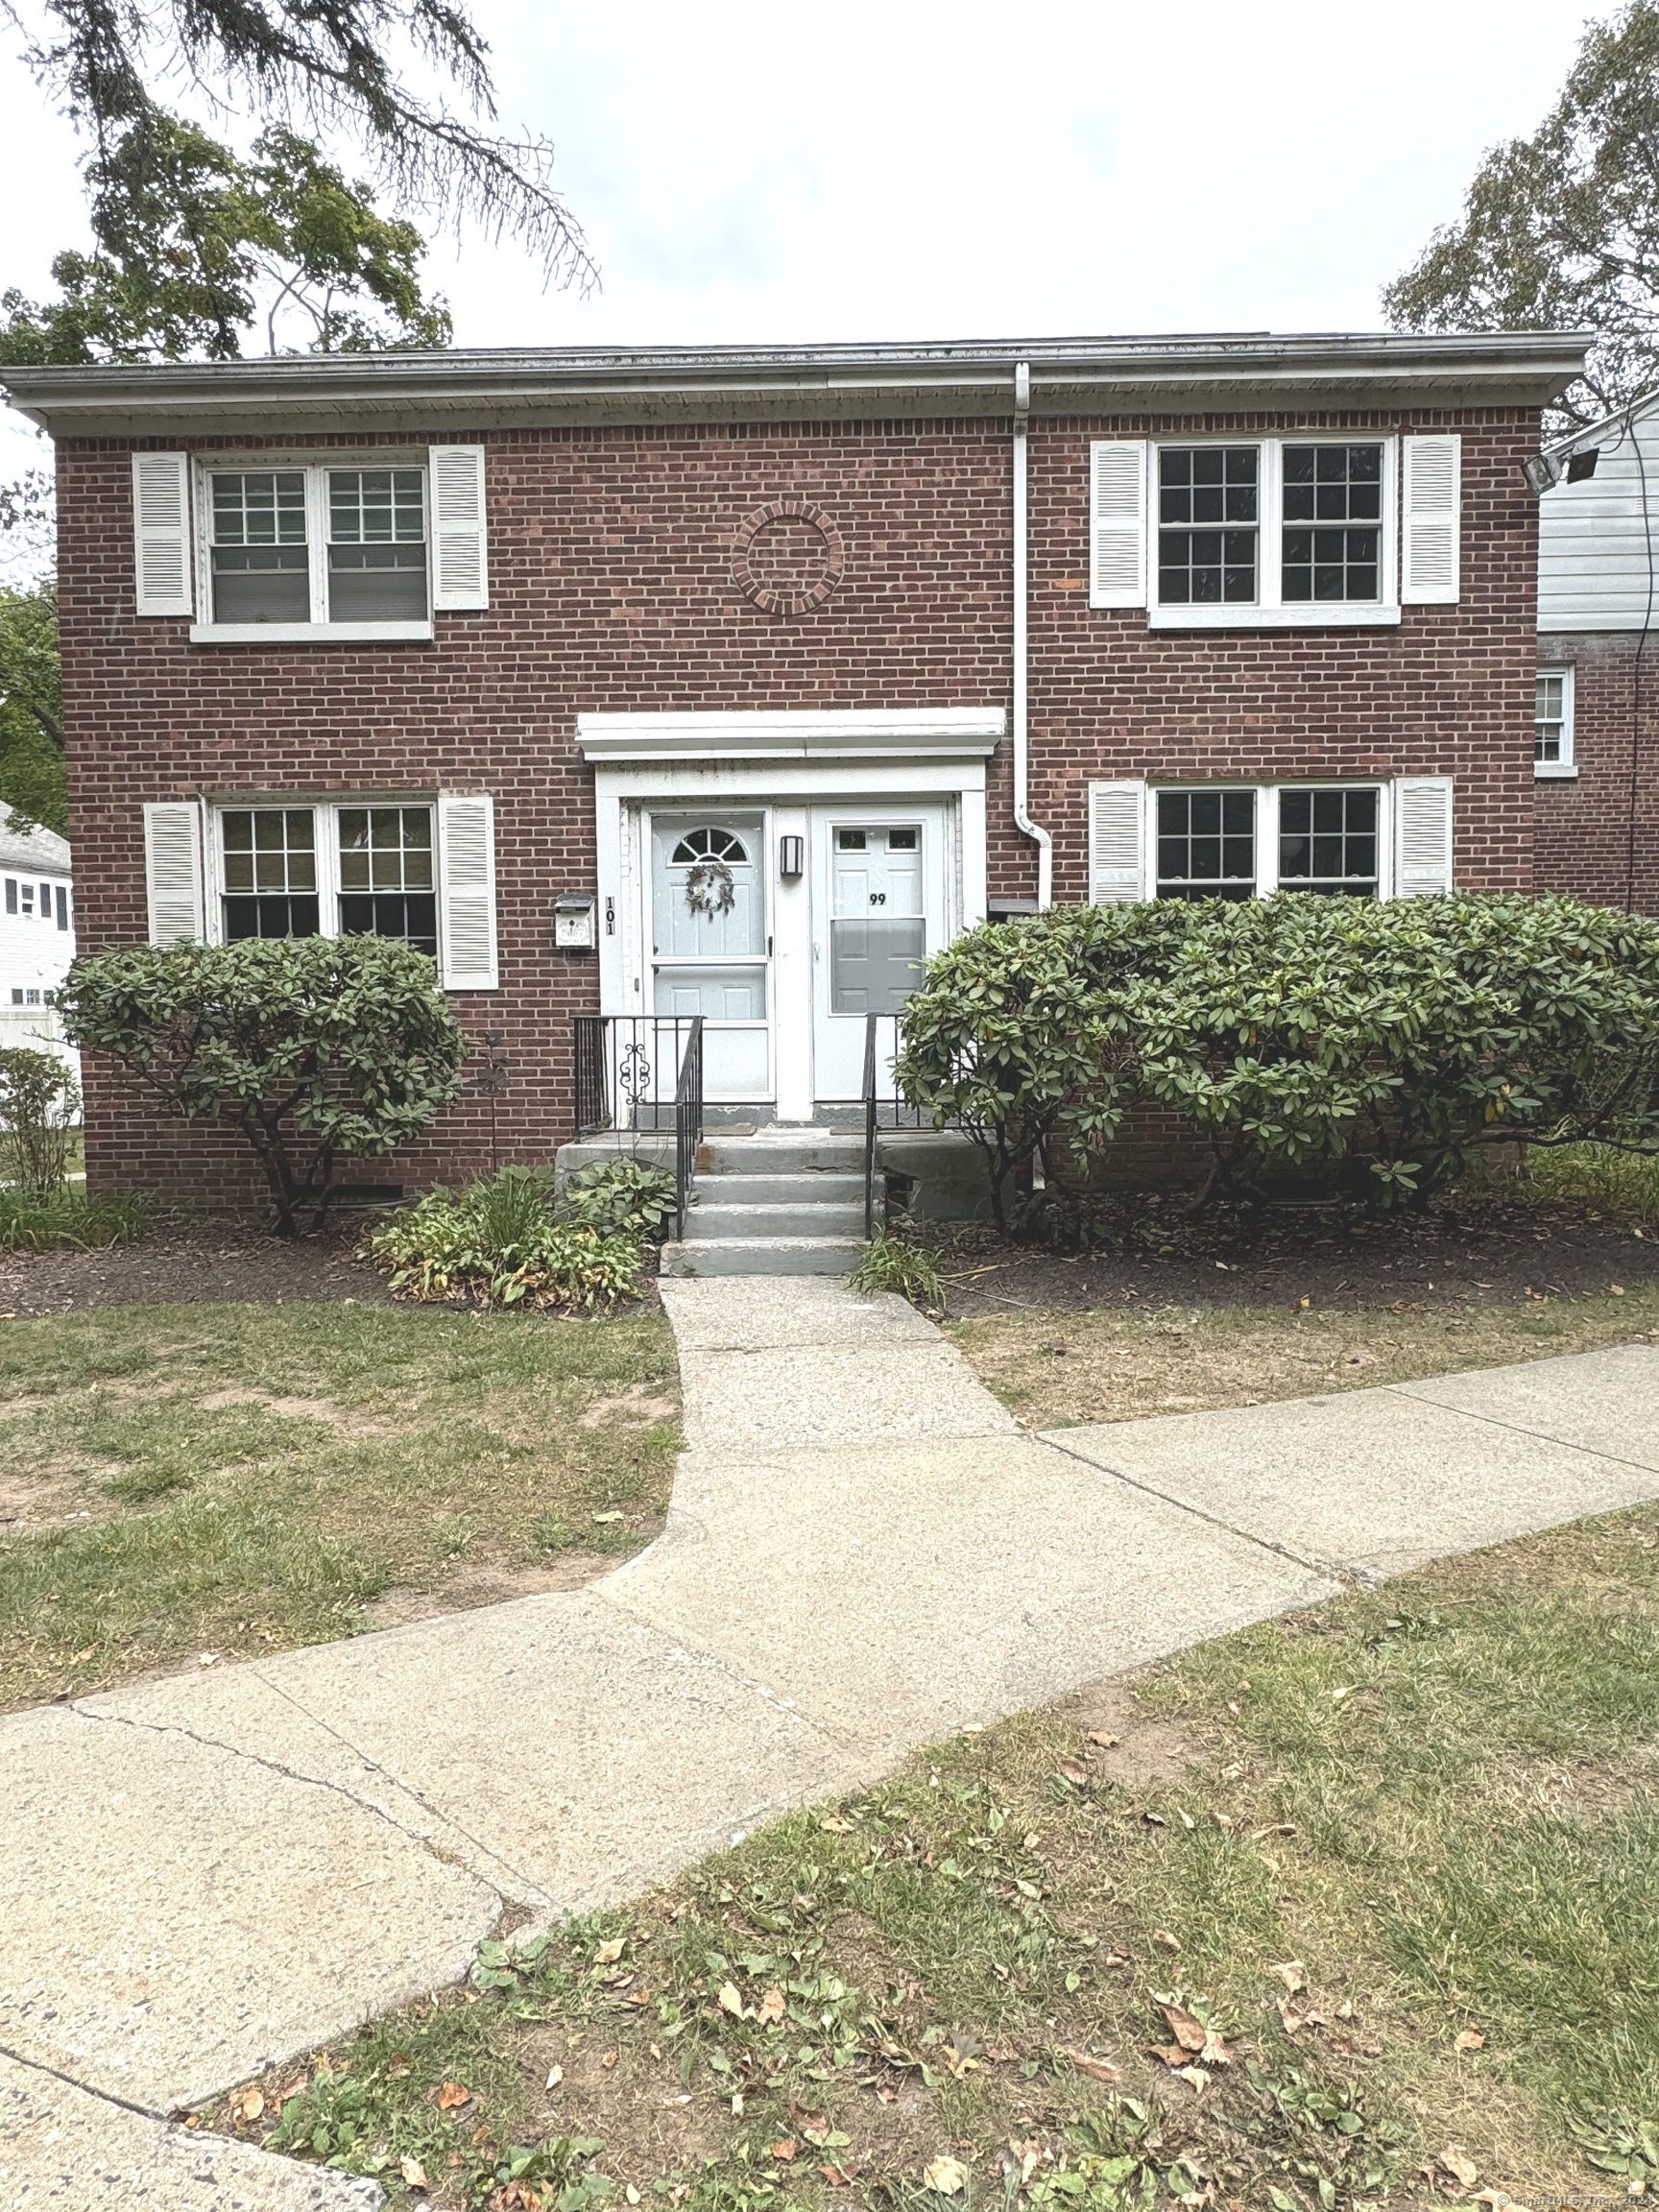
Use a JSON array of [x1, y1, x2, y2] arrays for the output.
[[0, 0, 1603, 505]]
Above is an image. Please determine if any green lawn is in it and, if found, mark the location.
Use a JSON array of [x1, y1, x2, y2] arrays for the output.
[[0, 1301, 679, 1711], [208, 1498, 1659, 2211]]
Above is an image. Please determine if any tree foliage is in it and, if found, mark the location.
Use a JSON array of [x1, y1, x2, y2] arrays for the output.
[[0, 1046, 80, 1195], [59, 937, 467, 1235], [0, 119, 452, 366], [0, 584, 64, 834], [1384, 0, 1659, 427], [897, 896, 1659, 1227]]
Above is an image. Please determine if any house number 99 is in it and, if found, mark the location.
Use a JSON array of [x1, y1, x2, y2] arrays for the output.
[[869, 892, 886, 905]]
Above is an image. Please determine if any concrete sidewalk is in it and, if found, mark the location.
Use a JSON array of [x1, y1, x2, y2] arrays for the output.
[[5, 1282, 1659, 2206]]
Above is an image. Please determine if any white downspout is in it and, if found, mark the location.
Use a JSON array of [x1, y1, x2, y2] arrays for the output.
[[1011, 358, 1052, 907]]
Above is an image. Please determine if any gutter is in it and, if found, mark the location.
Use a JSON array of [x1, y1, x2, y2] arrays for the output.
[[1011, 359, 1052, 909]]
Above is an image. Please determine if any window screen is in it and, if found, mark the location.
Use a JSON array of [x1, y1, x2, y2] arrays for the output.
[[210, 472, 310, 624], [327, 469, 428, 622], [1279, 788, 1380, 895], [337, 806, 438, 957], [1282, 445, 1382, 603], [220, 808, 321, 939], [1155, 790, 1256, 899], [1158, 447, 1259, 604]]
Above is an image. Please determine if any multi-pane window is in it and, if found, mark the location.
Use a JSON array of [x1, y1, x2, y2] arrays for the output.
[[209, 472, 309, 624], [220, 809, 321, 940], [337, 807, 438, 957], [1156, 790, 1257, 899], [1536, 667, 1575, 767], [1279, 788, 1380, 895], [205, 466, 428, 627], [1158, 447, 1259, 604], [4, 878, 64, 921], [216, 803, 439, 956], [1281, 445, 1382, 602], [327, 470, 428, 621]]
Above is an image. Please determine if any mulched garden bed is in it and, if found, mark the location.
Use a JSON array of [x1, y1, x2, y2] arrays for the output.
[[923, 1188, 1659, 1318]]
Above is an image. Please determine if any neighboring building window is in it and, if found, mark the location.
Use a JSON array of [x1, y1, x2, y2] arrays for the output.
[[55, 885, 68, 929], [1282, 445, 1383, 603], [337, 806, 438, 958], [1536, 665, 1575, 771], [1279, 787, 1381, 894], [43, 990, 56, 1006], [205, 465, 428, 628], [215, 801, 439, 955], [9, 988, 19, 1004], [3, 878, 12, 914], [24, 989, 38, 1004], [1158, 447, 1259, 604], [1156, 789, 1257, 899]]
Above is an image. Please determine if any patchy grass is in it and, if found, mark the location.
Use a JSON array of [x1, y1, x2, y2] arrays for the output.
[[210, 1502, 1659, 2210], [1519, 1143, 1659, 1223], [0, 1301, 679, 1710], [0, 1182, 151, 1251], [946, 1285, 1659, 1429]]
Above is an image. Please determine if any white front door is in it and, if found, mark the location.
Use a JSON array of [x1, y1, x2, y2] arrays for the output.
[[811, 805, 947, 1100], [650, 814, 772, 1100]]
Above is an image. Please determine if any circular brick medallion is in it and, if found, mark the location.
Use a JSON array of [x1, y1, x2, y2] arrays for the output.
[[730, 499, 846, 614]]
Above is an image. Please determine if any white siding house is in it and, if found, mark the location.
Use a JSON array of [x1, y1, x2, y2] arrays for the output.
[[1538, 396, 1659, 634], [0, 811, 78, 1078]]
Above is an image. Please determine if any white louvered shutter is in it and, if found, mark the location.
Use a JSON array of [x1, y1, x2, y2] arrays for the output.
[[132, 453, 193, 616], [428, 445, 490, 611], [143, 802, 204, 945], [1089, 780, 1147, 903], [1090, 441, 1148, 608], [1394, 777, 1455, 897], [437, 792, 498, 989], [1401, 435, 1461, 604]]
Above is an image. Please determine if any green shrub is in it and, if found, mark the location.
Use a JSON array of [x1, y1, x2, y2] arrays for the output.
[[59, 937, 466, 1236], [0, 1045, 79, 1194], [0, 1185, 151, 1250], [1518, 1140, 1659, 1220], [897, 894, 1659, 1223], [852, 1224, 947, 1312], [367, 1167, 643, 1310], [563, 1156, 678, 1241]]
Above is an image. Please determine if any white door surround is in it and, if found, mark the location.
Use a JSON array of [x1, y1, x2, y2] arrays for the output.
[[579, 709, 1001, 1121]]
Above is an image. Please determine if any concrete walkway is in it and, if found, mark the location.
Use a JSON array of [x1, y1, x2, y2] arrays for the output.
[[6, 1281, 1659, 2206]]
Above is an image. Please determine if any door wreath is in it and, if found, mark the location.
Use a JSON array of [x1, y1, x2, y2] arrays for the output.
[[684, 858, 736, 917]]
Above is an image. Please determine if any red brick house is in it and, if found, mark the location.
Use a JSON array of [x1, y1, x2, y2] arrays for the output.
[[1533, 392, 1659, 913], [1, 331, 1584, 1219]]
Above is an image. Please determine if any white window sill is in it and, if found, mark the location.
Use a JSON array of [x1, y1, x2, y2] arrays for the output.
[[1144, 603, 1403, 631], [188, 621, 434, 646], [1534, 761, 1579, 780]]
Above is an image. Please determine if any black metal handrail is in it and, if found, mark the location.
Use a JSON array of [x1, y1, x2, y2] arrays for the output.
[[862, 1012, 879, 1238], [673, 1017, 705, 1239], [862, 1010, 934, 1236], [574, 1015, 703, 1137]]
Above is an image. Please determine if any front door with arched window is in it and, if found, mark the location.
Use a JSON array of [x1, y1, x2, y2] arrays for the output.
[[650, 814, 770, 1099]]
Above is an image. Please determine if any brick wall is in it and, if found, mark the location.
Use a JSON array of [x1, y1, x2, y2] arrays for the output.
[[57, 401, 1543, 1202], [1533, 629, 1659, 913]]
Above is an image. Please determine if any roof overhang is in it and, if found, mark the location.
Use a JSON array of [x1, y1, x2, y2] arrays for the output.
[[576, 709, 1005, 764], [2, 332, 1590, 441]]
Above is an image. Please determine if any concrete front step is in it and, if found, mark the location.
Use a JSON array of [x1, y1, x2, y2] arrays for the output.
[[696, 1170, 865, 1206], [698, 1131, 864, 1175], [686, 1200, 866, 1240], [660, 1235, 864, 1278]]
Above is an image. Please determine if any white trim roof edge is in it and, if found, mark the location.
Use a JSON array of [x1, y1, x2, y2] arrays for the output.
[[576, 709, 1006, 762]]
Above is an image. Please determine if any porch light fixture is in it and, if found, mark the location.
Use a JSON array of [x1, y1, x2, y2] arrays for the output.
[[1521, 451, 1563, 496], [1566, 446, 1600, 481], [553, 890, 596, 950], [779, 834, 805, 879]]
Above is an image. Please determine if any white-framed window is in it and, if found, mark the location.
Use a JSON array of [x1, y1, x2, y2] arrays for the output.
[[212, 801, 439, 959], [3, 877, 60, 920], [1092, 433, 1461, 628], [1090, 776, 1454, 903], [1535, 664, 1577, 778]]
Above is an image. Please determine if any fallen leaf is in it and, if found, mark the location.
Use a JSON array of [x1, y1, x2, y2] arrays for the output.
[[1065, 2048, 1121, 2083], [1278, 2000, 1305, 2035], [600, 2050, 618, 2070], [1087, 1731, 1119, 1748], [591, 1510, 623, 1524], [70, 1647, 96, 1664], [1439, 2147, 1479, 2190], [398, 2154, 428, 2190], [1152, 1928, 1182, 1951], [1269, 1960, 1307, 1994], [1612, 1284, 1625, 1296], [627, 2189, 641, 2205], [820, 2163, 856, 2188], [788, 2104, 829, 2134], [436, 2080, 470, 2110], [1454, 2029, 1486, 2053], [544, 2064, 564, 2089], [820, 1815, 854, 1833], [236, 2087, 264, 2122], [925, 2156, 970, 2196], [1174, 2063, 1211, 2092], [1058, 1760, 1090, 1786], [594, 1939, 625, 1964], [717, 1981, 746, 2018], [387, 2055, 411, 2080], [1160, 2004, 1233, 2066], [771, 2140, 799, 2163], [757, 1986, 786, 2026]]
